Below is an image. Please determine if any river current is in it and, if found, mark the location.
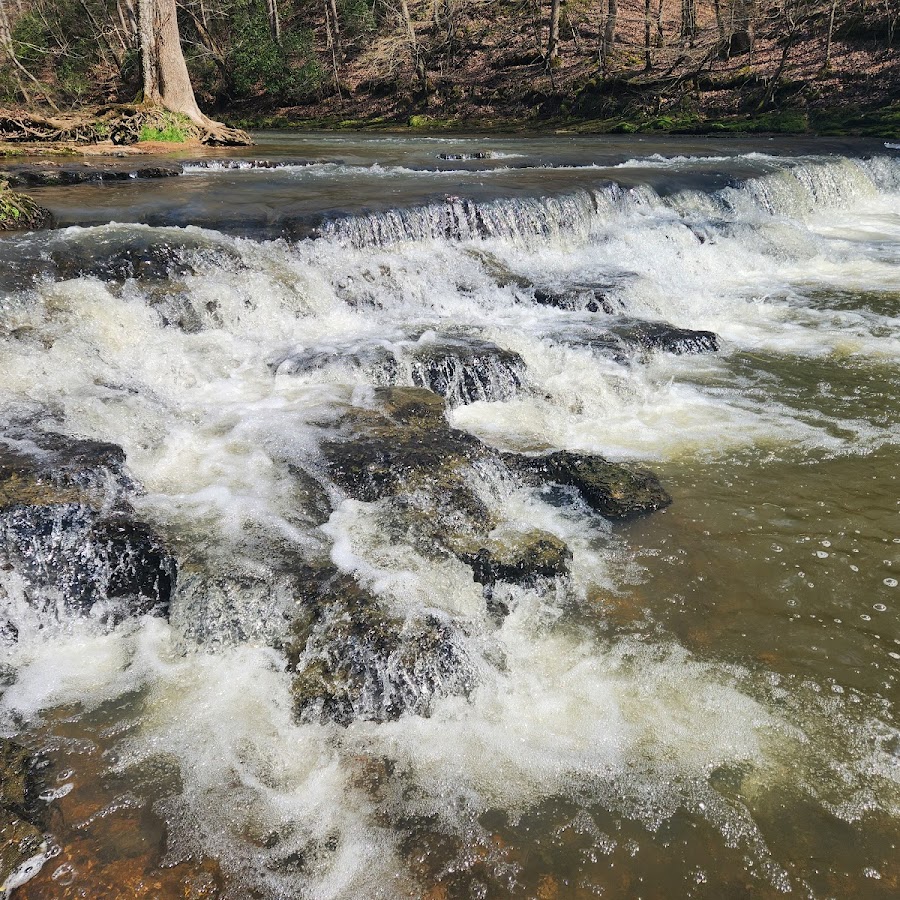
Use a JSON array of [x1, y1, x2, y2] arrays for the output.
[[0, 134, 898, 898]]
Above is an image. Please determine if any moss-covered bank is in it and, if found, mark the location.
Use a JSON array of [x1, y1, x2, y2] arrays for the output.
[[0, 184, 51, 230]]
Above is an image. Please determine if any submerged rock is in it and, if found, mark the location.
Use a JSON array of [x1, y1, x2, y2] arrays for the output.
[[0, 431, 175, 628], [552, 318, 720, 363], [504, 450, 671, 520], [0, 161, 182, 187], [273, 335, 526, 407], [287, 565, 476, 725], [531, 284, 624, 314], [0, 738, 48, 893], [458, 530, 572, 588]]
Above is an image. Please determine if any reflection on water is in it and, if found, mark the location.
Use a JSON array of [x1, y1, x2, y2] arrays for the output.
[[1, 134, 899, 898]]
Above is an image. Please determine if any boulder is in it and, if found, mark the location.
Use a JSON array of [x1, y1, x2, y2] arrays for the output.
[[457, 530, 571, 587], [322, 387, 490, 520], [0, 430, 175, 628], [531, 284, 623, 314], [607, 320, 720, 356], [287, 565, 476, 725], [550, 318, 720, 363], [503, 450, 671, 520], [272, 335, 526, 407]]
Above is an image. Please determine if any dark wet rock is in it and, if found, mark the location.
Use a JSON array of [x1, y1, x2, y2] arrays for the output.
[[0, 161, 183, 187], [188, 158, 330, 170], [531, 284, 624, 314], [550, 318, 720, 363], [0, 737, 48, 892], [322, 387, 490, 520], [0, 431, 175, 626], [458, 529, 572, 620], [458, 530, 571, 588], [608, 320, 720, 356], [325, 385, 669, 553], [438, 152, 491, 161], [51, 234, 221, 283], [405, 337, 525, 406], [503, 450, 671, 520], [270, 340, 397, 379], [287, 565, 476, 725], [273, 335, 526, 406]]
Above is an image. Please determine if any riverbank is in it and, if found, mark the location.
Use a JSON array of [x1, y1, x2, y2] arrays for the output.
[[225, 102, 900, 139]]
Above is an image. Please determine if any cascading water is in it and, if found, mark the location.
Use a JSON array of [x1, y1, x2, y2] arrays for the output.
[[0, 135, 898, 899]]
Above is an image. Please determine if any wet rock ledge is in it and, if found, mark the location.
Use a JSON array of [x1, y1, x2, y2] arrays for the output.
[[0, 160, 183, 187], [0, 430, 175, 634], [286, 386, 671, 725], [0, 737, 47, 894]]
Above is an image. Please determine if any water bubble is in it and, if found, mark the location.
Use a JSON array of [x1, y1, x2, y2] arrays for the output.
[[884, 578, 898, 588], [873, 603, 887, 612], [772, 544, 783, 553], [821, 540, 831, 548], [850, 565, 859, 572], [815, 551, 829, 559], [52, 864, 76, 885], [861, 614, 872, 621]]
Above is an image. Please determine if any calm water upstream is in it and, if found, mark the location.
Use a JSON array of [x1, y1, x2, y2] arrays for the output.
[[0, 133, 898, 898]]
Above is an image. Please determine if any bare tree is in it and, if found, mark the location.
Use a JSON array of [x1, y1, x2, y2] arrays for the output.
[[0, 0, 59, 108], [602, 0, 617, 74], [547, 0, 561, 65], [266, 0, 281, 45], [398, 0, 428, 94]]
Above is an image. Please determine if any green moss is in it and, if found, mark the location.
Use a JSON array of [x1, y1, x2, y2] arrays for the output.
[[0, 187, 52, 231]]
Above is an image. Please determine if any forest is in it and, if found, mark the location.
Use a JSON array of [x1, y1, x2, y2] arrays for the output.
[[0, 1, 899, 136]]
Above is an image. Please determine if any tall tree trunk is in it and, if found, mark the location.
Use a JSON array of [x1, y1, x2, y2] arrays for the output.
[[328, 0, 343, 61], [137, 0, 249, 142], [824, 0, 837, 69], [643, 0, 651, 69], [399, 0, 427, 95], [547, 0, 561, 65], [602, 0, 617, 74], [267, 0, 281, 45], [324, 0, 342, 97], [713, 0, 724, 41], [681, 0, 696, 41]]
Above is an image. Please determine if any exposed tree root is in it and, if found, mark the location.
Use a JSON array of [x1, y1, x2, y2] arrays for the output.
[[0, 105, 251, 147]]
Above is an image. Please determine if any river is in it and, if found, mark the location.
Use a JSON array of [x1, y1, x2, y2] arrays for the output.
[[0, 133, 898, 898]]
